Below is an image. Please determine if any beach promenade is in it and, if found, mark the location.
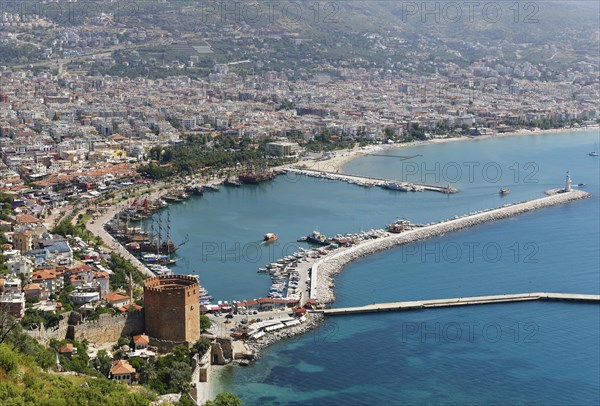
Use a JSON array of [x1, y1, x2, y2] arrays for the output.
[[309, 189, 591, 304]]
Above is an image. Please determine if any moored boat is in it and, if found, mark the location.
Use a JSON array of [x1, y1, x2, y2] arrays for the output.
[[224, 178, 242, 187], [264, 233, 278, 242], [307, 230, 329, 245]]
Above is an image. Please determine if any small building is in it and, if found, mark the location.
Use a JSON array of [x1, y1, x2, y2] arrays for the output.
[[257, 298, 288, 311], [58, 343, 76, 358], [292, 307, 307, 317], [0, 291, 25, 318], [23, 283, 48, 301], [118, 303, 142, 313], [132, 334, 149, 350], [104, 292, 130, 308], [110, 359, 136, 385]]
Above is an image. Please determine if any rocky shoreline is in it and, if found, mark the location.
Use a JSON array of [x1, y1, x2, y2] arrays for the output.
[[245, 314, 324, 358], [312, 189, 591, 304]]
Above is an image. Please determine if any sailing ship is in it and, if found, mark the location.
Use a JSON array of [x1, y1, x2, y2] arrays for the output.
[[589, 143, 598, 157], [137, 211, 188, 263], [238, 164, 276, 184]]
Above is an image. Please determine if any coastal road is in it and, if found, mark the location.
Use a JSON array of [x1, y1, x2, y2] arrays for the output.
[[86, 202, 155, 278]]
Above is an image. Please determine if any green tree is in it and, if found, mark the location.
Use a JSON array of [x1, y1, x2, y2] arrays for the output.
[[200, 315, 212, 332], [203, 392, 242, 406], [190, 336, 211, 358], [92, 350, 113, 376], [169, 361, 193, 393]]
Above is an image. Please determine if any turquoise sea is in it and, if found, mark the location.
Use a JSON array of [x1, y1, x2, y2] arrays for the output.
[[165, 130, 599, 404]]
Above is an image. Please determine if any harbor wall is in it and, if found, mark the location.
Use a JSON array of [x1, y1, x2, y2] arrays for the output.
[[311, 190, 591, 303]]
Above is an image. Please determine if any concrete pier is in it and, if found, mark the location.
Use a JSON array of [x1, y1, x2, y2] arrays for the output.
[[309, 189, 591, 303], [284, 168, 458, 193], [315, 293, 600, 316]]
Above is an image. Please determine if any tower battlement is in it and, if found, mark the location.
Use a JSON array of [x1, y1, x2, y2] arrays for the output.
[[143, 275, 200, 343]]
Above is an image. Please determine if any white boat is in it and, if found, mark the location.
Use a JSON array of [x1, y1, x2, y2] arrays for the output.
[[589, 143, 598, 157]]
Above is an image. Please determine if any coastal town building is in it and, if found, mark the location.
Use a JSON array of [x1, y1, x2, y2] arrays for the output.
[[110, 359, 136, 385], [266, 141, 300, 157]]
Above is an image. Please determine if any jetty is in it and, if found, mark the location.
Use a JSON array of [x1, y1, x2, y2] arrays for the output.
[[309, 188, 590, 304], [316, 293, 600, 316], [284, 168, 458, 194]]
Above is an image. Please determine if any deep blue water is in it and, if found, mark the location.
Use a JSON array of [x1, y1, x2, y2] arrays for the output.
[[216, 302, 599, 405], [165, 130, 599, 404]]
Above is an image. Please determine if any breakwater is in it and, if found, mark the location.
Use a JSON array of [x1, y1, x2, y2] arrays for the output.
[[284, 168, 459, 193], [310, 189, 591, 304], [316, 293, 600, 316]]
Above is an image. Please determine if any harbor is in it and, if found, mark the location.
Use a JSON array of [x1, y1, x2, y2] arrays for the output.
[[309, 187, 591, 304]]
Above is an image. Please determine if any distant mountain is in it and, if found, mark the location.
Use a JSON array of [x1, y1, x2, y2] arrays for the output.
[[5, 0, 599, 75]]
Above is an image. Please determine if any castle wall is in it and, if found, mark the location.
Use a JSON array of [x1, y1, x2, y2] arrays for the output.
[[26, 311, 144, 345]]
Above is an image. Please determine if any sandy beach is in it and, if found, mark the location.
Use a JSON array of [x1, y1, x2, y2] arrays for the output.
[[296, 126, 600, 173]]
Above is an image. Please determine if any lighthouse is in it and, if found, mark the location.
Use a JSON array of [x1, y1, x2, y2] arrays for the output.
[[565, 171, 572, 192]]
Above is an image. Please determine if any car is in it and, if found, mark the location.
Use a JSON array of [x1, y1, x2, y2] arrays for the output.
[[253, 310, 258, 315]]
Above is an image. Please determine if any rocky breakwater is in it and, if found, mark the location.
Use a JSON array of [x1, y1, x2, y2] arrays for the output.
[[246, 314, 324, 358], [312, 189, 591, 304]]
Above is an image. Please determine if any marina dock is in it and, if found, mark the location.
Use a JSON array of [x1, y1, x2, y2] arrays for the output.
[[315, 293, 600, 316], [284, 168, 459, 194]]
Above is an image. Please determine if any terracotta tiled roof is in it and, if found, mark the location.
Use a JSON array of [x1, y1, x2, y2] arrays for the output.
[[32, 270, 57, 281], [105, 292, 129, 303], [132, 334, 149, 345], [58, 343, 74, 354], [15, 214, 41, 224], [111, 359, 136, 375], [118, 303, 142, 312]]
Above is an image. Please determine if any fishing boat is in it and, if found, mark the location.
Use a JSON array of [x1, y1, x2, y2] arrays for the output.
[[264, 233, 278, 242], [386, 219, 411, 233], [202, 184, 220, 192], [224, 178, 241, 187], [162, 193, 183, 203], [142, 253, 169, 262], [184, 185, 204, 196], [500, 188, 510, 195], [238, 173, 260, 184], [307, 230, 329, 246]]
